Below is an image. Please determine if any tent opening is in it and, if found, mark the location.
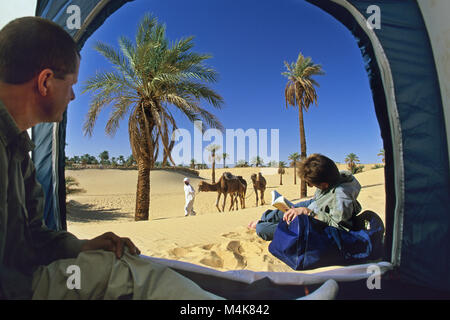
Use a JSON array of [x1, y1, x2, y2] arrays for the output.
[[63, 0, 388, 275]]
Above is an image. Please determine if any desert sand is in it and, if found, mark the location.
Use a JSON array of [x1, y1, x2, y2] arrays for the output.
[[66, 164, 385, 273]]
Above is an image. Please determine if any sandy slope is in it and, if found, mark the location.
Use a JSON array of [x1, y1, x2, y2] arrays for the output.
[[66, 165, 385, 272]]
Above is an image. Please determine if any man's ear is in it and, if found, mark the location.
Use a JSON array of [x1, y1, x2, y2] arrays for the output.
[[36, 69, 54, 97]]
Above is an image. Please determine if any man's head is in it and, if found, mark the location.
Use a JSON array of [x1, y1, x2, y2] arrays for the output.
[[0, 16, 80, 123], [298, 153, 340, 190], [184, 177, 190, 185]]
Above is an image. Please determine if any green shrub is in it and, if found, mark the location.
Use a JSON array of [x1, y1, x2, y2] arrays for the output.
[[352, 165, 365, 174], [65, 176, 84, 195]]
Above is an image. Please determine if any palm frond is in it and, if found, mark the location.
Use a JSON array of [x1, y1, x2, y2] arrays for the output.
[[84, 13, 224, 167], [105, 97, 135, 136]]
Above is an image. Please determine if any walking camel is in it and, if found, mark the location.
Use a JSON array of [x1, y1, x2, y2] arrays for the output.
[[251, 172, 266, 206], [223, 172, 247, 210], [198, 172, 246, 212]]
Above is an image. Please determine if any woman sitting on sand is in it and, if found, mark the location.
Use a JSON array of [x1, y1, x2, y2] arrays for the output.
[[249, 153, 362, 240], [248, 153, 384, 270]]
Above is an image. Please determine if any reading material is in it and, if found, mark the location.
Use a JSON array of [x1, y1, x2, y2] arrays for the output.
[[271, 190, 295, 213]]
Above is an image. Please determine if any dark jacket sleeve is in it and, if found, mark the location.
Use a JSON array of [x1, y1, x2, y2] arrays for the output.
[[0, 264, 33, 299], [23, 155, 87, 266], [0, 145, 32, 299]]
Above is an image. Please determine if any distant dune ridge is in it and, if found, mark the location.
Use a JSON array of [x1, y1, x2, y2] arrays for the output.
[[66, 164, 385, 272]]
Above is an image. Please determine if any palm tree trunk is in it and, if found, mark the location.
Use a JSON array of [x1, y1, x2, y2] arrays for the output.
[[280, 174, 283, 185], [133, 108, 153, 221], [212, 150, 216, 183], [135, 159, 150, 221], [299, 107, 307, 198], [293, 162, 297, 185]]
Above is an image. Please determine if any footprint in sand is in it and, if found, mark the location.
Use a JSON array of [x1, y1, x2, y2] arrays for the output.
[[226, 240, 242, 253], [201, 244, 214, 250], [199, 251, 224, 268], [169, 247, 191, 258], [226, 240, 247, 269], [221, 232, 240, 239]]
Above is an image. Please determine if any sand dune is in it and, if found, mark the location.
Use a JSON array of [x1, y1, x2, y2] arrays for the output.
[[66, 165, 385, 272]]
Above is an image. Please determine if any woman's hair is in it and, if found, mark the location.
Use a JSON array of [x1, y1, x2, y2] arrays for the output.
[[0, 16, 80, 84], [298, 153, 340, 186]]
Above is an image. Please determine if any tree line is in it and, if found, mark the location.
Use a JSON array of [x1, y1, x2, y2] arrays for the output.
[[65, 151, 136, 168]]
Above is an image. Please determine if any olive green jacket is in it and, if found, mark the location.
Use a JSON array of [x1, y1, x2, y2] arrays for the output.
[[307, 171, 362, 231], [0, 100, 86, 299]]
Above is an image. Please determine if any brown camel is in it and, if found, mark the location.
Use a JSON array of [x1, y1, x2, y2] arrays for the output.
[[198, 173, 246, 212], [223, 173, 247, 210], [251, 172, 266, 206]]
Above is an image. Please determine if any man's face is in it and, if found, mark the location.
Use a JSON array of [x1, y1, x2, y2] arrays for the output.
[[43, 55, 80, 122]]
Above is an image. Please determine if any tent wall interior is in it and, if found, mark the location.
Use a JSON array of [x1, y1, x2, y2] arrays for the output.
[[2, 0, 448, 297]]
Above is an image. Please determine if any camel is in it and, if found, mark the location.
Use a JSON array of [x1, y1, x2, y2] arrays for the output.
[[251, 172, 266, 206], [223, 173, 247, 210], [198, 172, 246, 212]]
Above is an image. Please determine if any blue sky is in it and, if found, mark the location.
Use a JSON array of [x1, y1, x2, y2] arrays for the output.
[[66, 0, 383, 165]]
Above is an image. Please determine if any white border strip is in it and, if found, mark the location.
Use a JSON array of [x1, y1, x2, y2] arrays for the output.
[[143, 255, 393, 286], [329, 0, 405, 267]]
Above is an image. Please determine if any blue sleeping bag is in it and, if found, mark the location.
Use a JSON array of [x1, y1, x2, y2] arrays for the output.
[[268, 211, 385, 270]]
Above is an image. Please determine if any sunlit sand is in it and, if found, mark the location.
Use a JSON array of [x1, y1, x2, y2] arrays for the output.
[[66, 164, 385, 272]]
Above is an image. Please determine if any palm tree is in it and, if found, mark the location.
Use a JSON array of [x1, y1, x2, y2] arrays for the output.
[[80, 153, 96, 166], [377, 149, 385, 164], [345, 153, 360, 173], [282, 52, 325, 198], [251, 156, 264, 167], [190, 158, 196, 169], [222, 152, 229, 168], [82, 14, 224, 220], [99, 150, 110, 165], [288, 152, 301, 185], [278, 161, 287, 185], [206, 144, 221, 183], [125, 154, 136, 167]]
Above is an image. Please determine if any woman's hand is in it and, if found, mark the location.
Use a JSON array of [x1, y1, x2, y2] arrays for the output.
[[81, 232, 141, 259], [283, 207, 312, 224]]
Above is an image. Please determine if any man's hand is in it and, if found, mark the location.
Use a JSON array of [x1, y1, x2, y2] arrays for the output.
[[283, 207, 312, 224], [81, 232, 141, 259]]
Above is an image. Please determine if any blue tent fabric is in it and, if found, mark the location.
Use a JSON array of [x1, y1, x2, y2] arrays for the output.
[[31, 123, 59, 230], [33, 0, 133, 231], [268, 212, 384, 270], [307, 0, 450, 291]]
